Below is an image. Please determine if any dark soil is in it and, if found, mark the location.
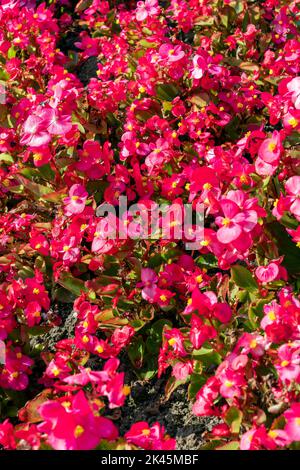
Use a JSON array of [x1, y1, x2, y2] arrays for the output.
[[116, 377, 217, 450]]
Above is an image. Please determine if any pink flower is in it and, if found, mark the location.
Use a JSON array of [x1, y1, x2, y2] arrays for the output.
[[192, 377, 220, 416], [191, 54, 207, 79], [38, 391, 118, 450], [91, 214, 117, 253], [285, 176, 300, 220], [190, 314, 216, 349], [172, 361, 193, 381], [30, 233, 49, 256], [138, 268, 158, 302], [0, 420, 16, 450], [219, 369, 246, 398], [154, 288, 175, 307], [31, 146, 52, 167], [125, 422, 175, 450], [261, 300, 280, 330], [255, 157, 278, 176], [236, 333, 266, 358], [240, 426, 279, 450], [136, 0, 159, 21], [287, 77, 300, 109], [25, 301, 42, 327], [39, 107, 72, 135], [159, 44, 185, 63], [164, 328, 187, 356], [63, 366, 106, 386], [258, 131, 282, 163], [20, 114, 51, 148], [216, 195, 257, 244], [255, 262, 279, 283], [63, 184, 88, 216], [76, 140, 112, 180], [276, 343, 300, 385]]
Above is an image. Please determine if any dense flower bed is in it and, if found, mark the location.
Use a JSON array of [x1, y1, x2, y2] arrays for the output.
[[0, 0, 299, 451]]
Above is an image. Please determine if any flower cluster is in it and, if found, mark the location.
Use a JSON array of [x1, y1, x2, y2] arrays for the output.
[[0, 0, 299, 451]]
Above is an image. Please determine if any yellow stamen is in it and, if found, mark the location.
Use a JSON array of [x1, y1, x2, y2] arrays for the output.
[[74, 425, 85, 438]]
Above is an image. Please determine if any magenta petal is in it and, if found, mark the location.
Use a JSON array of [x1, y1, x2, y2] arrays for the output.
[[219, 199, 240, 218], [217, 224, 242, 243]]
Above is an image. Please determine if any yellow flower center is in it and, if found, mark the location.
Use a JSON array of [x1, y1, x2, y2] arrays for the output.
[[224, 380, 233, 388], [288, 117, 298, 127], [122, 385, 131, 396], [168, 338, 177, 346], [222, 218, 231, 226], [62, 401, 71, 409], [268, 142, 276, 152], [52, 367, 60, 376], [268, 311, 276, 321], [281, 360, 289, 367], [74, 425, 85, 438]]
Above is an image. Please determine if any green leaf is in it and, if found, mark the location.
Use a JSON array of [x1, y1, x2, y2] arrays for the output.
[[191, 346, 222, 366], [165, 376, 185, 400], [57, 272, 88, 297], [145, 319, 172, 355], [231, 265, 258, 292], [138, 39, 157, 49], [188, 373, 206, 399], [7, 46, 16, 59], [195, 253, 218, 269], [15, 175, 52, 199], [216, 440, 240, 450], [156, 83, 180, 101], [0, 68, 9, 80], [267, 221, 300, 275], [128, 336, 145, 369], [0, 153, 13, 163]]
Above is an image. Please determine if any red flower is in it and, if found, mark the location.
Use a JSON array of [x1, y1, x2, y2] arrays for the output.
[[38, 391, 118, 450]]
